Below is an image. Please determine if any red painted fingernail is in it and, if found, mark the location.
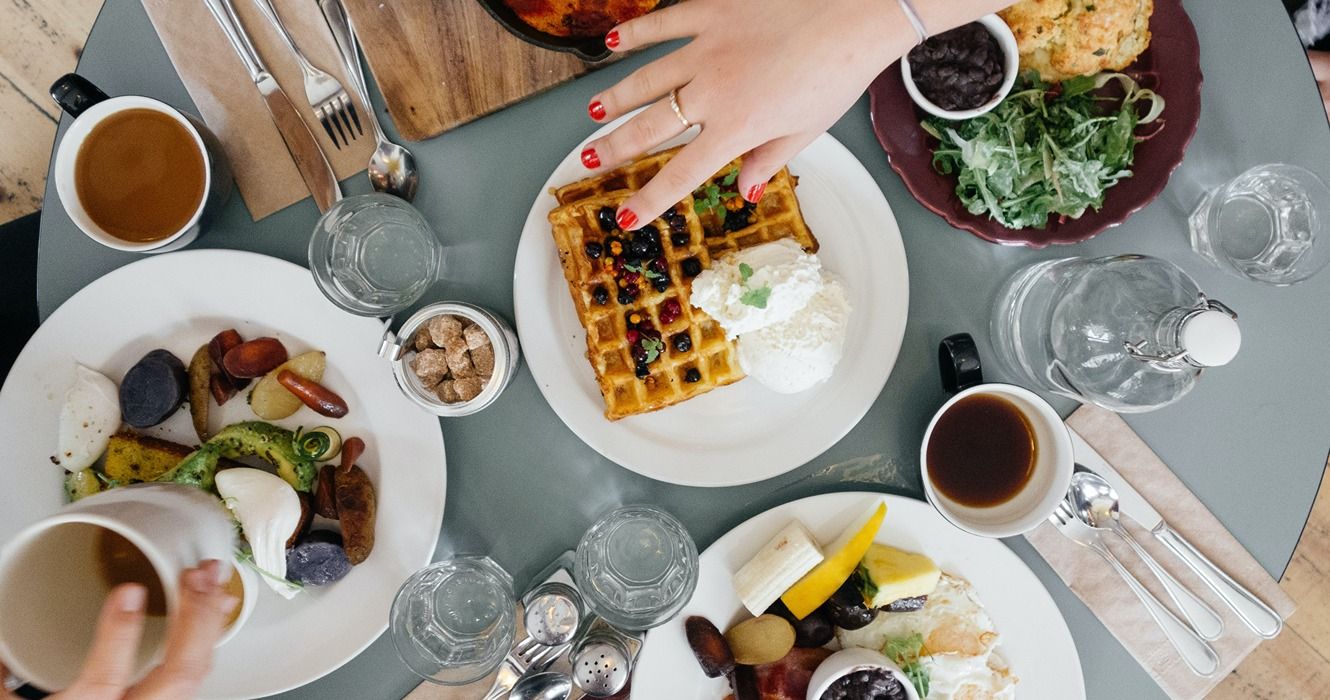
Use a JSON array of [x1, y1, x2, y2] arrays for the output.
[[589, 100, 606, 121], [746, 183, 767, 203], [605, 30, 620, 49], [616, 208, 638, 230], [581, 147, 601, 169]]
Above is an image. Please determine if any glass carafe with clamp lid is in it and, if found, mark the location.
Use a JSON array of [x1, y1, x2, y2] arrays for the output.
[[991, 255, 1241, 413]]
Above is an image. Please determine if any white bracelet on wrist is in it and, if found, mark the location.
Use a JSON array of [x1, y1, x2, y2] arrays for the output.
[[896, 0, 929, 44]]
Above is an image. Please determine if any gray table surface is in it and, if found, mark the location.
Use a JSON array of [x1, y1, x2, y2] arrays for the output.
[[34, 1, 1330, 698]]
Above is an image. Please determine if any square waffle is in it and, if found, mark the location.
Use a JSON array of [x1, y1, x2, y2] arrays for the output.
[[548, 150, 820, 419], [555, 147, 819, 258]]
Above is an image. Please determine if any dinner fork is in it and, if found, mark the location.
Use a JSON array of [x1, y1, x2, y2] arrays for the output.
[[1048, 500, 1220, 677], [480, 636, 570, 700], [249, 0, 362, 148]]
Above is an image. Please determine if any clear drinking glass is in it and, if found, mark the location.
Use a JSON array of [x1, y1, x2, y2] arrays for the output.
[[389, 556, 516, 686], [574, 504, 699, 631], [309, 193, 443, 316], [1188, 163, 1330, 285]]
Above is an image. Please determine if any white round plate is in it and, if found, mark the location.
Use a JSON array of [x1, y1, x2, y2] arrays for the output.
[[0, 250, 447, 698], [635, 492, 1086, 699], [513, 118, 910, 486]]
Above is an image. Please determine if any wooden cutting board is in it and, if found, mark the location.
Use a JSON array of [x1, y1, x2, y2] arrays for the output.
[[341, 0, 598, 141]]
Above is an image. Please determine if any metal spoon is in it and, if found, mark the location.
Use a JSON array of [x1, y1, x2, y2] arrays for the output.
[[509, 671, 573, 700], [318, 0, 420, 202], [1068, 471, 1225, 640]]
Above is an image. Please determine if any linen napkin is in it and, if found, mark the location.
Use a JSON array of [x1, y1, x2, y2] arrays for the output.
[[139, 0, 373, 220], [1026, 405, 1295, 699]]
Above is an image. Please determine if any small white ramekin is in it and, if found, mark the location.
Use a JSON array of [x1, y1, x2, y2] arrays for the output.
[[902, 14, 1020, 121], [806, 648, 921, 700]]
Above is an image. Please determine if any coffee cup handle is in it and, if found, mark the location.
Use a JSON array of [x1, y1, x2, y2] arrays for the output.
[[939, 333, 984, 394], [50, 73, 110, 119]]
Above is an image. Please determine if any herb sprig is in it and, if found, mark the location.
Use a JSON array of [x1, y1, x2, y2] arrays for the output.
[[641, 336, 664, 363], [737, 262, 772, 309], [921, 71, 1165, 230], [693, 168, 740, 217], [883, 633, 930, 698]]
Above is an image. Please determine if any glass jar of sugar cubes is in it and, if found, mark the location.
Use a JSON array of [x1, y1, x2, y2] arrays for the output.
[[378, 302, 521, 416]]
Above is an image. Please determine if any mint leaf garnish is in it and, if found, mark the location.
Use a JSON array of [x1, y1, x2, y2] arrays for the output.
[[722, 168, 739, 186], [642, 336, 664, 363], [738, 262, 754, 282], [740, 286, 771, 309]]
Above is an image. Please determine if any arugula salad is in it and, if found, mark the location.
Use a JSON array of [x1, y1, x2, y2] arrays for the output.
[[922, 72, 1165, 230]]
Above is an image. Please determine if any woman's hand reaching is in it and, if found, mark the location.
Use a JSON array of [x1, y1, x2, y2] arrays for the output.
[[2, 560, 238, 700], [580, 0, 1012, 228]]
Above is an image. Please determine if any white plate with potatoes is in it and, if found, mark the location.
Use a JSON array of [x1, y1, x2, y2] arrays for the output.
[[0, 250, 447, 698]]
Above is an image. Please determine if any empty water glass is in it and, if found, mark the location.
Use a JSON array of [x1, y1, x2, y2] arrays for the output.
[[389, 556, 516, 686], [1188, 163, 1330, 285], [574, 504, 698, 631], [309, 193, 443, 316]]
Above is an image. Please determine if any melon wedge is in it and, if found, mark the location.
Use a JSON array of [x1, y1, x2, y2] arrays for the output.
[[780, 501, 887, 619]]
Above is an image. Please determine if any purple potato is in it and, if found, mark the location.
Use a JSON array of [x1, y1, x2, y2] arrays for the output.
[[119, 349, 188, 428], [286, 540, 351, 586]]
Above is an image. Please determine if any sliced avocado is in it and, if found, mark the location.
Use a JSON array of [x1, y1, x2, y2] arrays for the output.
[[157, 422, 317, 493]]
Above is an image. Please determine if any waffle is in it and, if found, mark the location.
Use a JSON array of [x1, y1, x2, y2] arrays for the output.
[[555, 147, 819, 258], [549, 150, 820, 420]]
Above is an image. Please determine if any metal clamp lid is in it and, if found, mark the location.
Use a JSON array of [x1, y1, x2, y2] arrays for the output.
[[1124, 296, 1239, 367]]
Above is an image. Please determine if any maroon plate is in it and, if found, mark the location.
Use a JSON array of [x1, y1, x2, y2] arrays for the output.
[[868, 0, 1201, 248]]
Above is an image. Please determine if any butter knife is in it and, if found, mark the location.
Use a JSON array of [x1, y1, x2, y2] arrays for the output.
[[204, 0, 341, 212], [1070, 431, 1284, 638]]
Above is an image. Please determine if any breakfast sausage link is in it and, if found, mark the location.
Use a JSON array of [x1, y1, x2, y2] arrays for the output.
[[276, 370, 350, 418]]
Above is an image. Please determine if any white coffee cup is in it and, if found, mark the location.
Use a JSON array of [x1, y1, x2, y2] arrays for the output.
[[49, 73, 231, 254], [0, 484, 236, 691], [920, 334, 1074, 538]]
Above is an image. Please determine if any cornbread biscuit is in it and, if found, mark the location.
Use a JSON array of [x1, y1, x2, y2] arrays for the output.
[[1000, 0, 1152, 82]]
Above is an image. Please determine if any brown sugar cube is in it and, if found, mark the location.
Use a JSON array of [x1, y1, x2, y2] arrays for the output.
[[412, 327, 433, 352], [470, 343, 495, 377], [453, 377, 486, 402], [434, 380, 461, 404], [411, 348, 450, 386], [462, 323, 490, 351], [427, 315, 464, 347], [441, 335, 476, 379]]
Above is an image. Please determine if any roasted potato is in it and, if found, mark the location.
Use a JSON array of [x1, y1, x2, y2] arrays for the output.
[[248, 351, 326, 420], [334, 464, 376, 565], [188, 345, 212, 441]]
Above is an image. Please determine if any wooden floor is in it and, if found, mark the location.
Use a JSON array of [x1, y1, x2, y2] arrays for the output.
[[3, 2, 1330, 697]]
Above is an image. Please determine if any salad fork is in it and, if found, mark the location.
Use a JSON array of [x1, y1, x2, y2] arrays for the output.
[[249, 0, 362, 148], [480, 637, 569, 700], [1048, 500, 1220, 677]]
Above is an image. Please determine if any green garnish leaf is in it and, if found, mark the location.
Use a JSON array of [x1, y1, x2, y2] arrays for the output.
[[883, 633, 929, 698], [644, 269, 663, 281], [883, 633, 925, 662], [624, 262, 641, 273], [740, 286, 771, 309], [921, 72, 1163, 230], [903, 661, 931, 698], [642, 336, 664, 363], [738, 262, 754, 282], [722, 168, 739, 186], [855, 564, 879, 601]]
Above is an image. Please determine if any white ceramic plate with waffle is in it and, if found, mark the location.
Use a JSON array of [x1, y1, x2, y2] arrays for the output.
[[513, 114, 909, 487], [0, 251, 446, 698], [634, 492, 1086, 699]]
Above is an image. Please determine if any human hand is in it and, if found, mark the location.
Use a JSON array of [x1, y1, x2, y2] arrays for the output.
[[1, 560, 238, 700], [1309, 50, 1330, 118], [580, 0, 915, 228]]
